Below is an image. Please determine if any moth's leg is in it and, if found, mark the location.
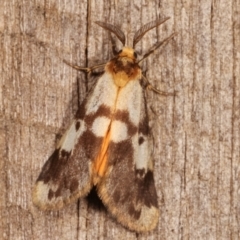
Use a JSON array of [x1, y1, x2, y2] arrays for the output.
[[138, 33, 177, 64], [142, 75, 177, 96], [63, 60, 106, 74]]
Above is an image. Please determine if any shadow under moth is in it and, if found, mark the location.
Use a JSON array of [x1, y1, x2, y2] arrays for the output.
[[32, 17, 176, 233]]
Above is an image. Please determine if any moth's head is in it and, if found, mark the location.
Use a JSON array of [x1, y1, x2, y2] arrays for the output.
[[118, 47, 137, 61], [95, 17, 170, 51]]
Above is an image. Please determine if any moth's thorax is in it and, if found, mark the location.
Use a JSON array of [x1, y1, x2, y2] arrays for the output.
[[105, 47, 141, 88]]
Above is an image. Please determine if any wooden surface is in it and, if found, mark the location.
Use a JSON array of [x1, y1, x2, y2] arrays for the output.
[[1, 0, 240, 239]]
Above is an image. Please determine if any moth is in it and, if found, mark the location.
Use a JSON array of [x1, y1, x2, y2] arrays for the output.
[[32, 17, 175, 232]]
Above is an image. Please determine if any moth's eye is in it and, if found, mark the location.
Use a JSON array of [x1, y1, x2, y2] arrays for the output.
[[118, 49, 123, 54], [134, 52, 138, 59]]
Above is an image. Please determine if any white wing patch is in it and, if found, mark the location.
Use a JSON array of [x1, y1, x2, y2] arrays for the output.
[[57, 119, 86, 151], [85, 72, 118, 114], [116, 80, 142, 124], [111, 120, 128, 142], [135, 136, 149, 170], [92, 117, 111, 137]]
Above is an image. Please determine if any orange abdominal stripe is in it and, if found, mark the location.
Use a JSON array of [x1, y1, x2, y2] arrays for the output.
[[93, 128, 111, 178]]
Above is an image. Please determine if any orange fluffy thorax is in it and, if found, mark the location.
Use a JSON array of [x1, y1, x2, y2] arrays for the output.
[[105, 47, 142, 88]]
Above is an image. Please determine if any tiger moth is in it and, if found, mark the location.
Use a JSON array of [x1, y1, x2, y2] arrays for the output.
[[32, 17, 175, 233]]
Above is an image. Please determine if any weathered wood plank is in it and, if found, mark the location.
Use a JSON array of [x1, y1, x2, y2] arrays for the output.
[[1, 0, 239, 239]]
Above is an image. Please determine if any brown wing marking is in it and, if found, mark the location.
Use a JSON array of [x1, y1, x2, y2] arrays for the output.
[[32, 128, 104, 210], [97, 99, 159, 232], [97, 139, 159, 232]]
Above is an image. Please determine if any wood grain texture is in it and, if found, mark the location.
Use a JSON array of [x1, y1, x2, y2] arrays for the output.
[[1, 0, 240, 239]]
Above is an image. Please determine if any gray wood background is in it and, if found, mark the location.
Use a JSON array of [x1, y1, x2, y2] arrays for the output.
[[1, 0, 240, 239]]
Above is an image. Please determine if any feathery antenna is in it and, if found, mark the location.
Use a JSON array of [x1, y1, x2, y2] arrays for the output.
[[95, 21, 126, 46], [133, 17, 170, 48]]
